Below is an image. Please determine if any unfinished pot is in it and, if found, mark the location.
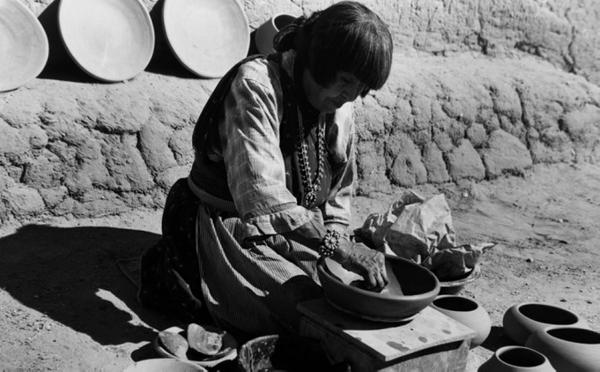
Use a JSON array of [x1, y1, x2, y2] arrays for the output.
[[526, 326, 600, 372], [254, 13, 297, 55], [478, 345, 555, 372], [430, 295, 491, 348], [503, 302, 588, 345], [317, 255, 440, 322]]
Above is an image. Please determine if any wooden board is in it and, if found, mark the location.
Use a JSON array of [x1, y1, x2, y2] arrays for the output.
[[298, 299, 475, 363]]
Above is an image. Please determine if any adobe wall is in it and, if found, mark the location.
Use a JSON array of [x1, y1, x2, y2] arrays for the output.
[[1, 0, 599, 221]]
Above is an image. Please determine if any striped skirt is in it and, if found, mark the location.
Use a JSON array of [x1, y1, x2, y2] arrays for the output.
[[139, 178, 322, 338]]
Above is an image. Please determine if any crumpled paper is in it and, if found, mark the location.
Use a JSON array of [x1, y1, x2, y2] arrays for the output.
[[355, 191, 494, 281]]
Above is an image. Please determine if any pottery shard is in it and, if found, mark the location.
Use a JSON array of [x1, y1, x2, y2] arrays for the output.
[[446, 139, 485, 181], [386, 133, 427, 187], [482, 129, 533, 178], [423, 143, 451, 184]]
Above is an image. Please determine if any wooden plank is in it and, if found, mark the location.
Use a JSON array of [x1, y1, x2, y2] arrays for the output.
[[298, 299, 475, 363]]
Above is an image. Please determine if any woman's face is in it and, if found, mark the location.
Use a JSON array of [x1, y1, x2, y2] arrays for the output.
[[303, 70, 366, 113]]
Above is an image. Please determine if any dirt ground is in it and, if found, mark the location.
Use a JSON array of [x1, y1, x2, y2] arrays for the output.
[[0, 162, 598, 371]]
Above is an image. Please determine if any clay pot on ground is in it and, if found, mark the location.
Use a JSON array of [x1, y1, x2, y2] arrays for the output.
[[254, 13, 297, 55], [430, 295, 491, 348], [502, 303, 588, 345], [525, 326, 600, 372], [438, 264, 481, 295], [478, 345, 555, 372]]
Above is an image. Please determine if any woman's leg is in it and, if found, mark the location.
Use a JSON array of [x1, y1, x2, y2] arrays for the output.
[[138, 178, 210, 323]]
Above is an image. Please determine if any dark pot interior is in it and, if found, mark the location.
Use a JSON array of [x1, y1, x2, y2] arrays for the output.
[[498, 347, 546, 367], [519, 303, 579, 324], [274, 14, 296, 30], [546, 327, 600, 344], [433, 296, 478, 312]]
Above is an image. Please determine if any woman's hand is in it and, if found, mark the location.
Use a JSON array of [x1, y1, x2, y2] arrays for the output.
[[334, 240, 388, 291]]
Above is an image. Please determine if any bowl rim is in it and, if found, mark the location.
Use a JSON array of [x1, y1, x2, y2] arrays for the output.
[[438, 264, 481, 287]]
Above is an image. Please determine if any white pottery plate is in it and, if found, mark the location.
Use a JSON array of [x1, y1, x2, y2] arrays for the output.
[[58, 0, 154, 82], [0, 0, 48, 92], [162, 0, 249, 78]]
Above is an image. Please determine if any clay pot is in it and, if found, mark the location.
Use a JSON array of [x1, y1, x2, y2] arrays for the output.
[[317, 255, 440, 322], [525, 326, 600, 372], [238, 335, 280, 372], [478, 345, 555, 372], [430, 295, 491, 348], [438, 264, 481, 295], [254, 13, 297, 55], [503, 303, 588, 345]]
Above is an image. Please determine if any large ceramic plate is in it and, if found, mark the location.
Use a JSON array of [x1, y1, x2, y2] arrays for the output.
[[0, 0, 48, 92], [58, 0, 154, 82], [162, 0, 249, 78]]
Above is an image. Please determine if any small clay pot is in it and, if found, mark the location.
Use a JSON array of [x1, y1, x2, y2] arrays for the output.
[[478, 345, 555, 372], [430, 295, 491, 348], [438, 264, 481, 295], [503, 303, 588, 345], [526, 326, 600, 372], [254, 13, 297, 55]]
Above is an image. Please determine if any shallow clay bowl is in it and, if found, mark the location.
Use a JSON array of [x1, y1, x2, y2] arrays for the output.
[[162, 0, 249, 78], [317, 255, 440, 322], [0, 0, 49, 92], [438, 264, 481, 295], [58, 0, 154, 82]]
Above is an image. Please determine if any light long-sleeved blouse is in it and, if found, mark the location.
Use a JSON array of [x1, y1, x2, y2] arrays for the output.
[[197, 51, 356, 237]]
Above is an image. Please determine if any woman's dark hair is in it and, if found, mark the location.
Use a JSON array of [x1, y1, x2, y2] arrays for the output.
[[274, 1, 393, 94]]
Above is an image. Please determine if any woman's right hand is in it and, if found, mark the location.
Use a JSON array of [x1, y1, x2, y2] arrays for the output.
[[334, 240, 388, 291]]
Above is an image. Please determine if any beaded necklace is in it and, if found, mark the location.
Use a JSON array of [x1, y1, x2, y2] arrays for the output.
[[295, 107, 326, 209]]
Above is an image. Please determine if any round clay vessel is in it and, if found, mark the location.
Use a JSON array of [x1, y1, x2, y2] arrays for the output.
[[317, 255, 440, 322], [254, 13, 296, 55], [503, 302, 588, 345], [430, 295, 491, 348], [238, 334, 279, 372], [478, 345, 555, 372], [58, 0, 155, 82], [438, 264, 481, 295], [525, 326, 600, 372]]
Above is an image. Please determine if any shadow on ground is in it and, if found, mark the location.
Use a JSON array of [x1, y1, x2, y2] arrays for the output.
[[0, 224, 169, 346]]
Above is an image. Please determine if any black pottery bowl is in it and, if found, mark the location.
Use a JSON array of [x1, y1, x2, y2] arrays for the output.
[[317, 255, 440, 322], [438, 264, 481, 295]]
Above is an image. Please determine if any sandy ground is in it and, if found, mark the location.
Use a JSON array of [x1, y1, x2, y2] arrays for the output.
[[0, 162, 598, 371]]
